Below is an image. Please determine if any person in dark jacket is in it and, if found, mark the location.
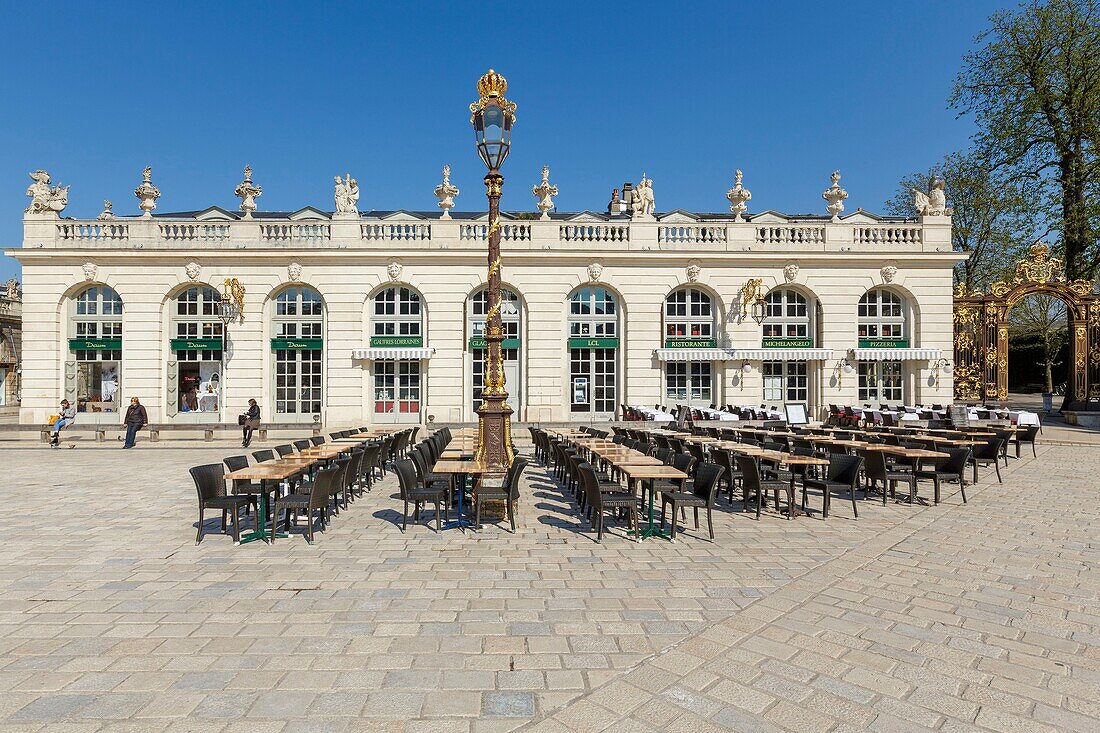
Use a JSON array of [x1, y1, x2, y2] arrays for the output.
[[242, 399, 260, 447], [122, 396, 148, 449]]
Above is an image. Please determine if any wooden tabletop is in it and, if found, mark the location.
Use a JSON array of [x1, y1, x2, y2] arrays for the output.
[[781, 455, 830, 467], [596, 452, 664, 466], [225, 463, 308, 481], [617, 464, 688, 480], [878, 447, 950, 459], [297, 446, 347, 458], [432, 459, 491, 474]]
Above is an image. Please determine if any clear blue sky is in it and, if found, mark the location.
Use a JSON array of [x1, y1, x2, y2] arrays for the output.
[[0, 0, 1015, 282]]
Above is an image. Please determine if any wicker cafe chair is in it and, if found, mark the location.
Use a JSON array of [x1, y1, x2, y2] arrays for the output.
[[861, 449, 917, 505], [473, 457, 528, 532], [394, 459, 446, 531], [252, 449, 275, 463], [735, 454, 792, 519], [970, 437, 1004, 484], [915, 447, 970, 505], [803, 453, 864, 519], [659, 462, 724, 540], [223, 455, 261, 516], [190, 463, 251, 545], [309, 436, 325, 446], [272, 465, 339, 544], [274, 444, 295, 458], [293, 439, 312, 452], [579, 462, 638, 543]]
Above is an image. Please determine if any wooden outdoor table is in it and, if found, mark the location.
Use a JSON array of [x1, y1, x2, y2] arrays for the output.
[[224, 462, 312, 543], [616, 464, 688, 540], [297, 446, 347, 458]]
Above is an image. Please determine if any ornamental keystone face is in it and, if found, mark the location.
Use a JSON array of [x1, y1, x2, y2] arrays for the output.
[[686, 263, 701, 283], [881, 265, 897, 283], [185, 262, 201, 281], [82, 262, 97, 281], [288, 262, 302, 282], [387, 262, 402, 281], [587, 262, 603, 282], [784, 264, 799, 282]]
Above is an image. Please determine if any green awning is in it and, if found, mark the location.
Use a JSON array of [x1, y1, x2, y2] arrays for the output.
[[857, 338, 910, 348]]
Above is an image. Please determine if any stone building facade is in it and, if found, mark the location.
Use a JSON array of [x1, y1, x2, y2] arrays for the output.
[[7, 170, 961, 427], [0, 278, 20, 415]]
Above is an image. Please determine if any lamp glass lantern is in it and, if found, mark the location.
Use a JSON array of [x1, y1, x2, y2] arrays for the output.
[[750, 297, 767, 324], [472, 101, 514, 171], [217, 295, 237, 326]]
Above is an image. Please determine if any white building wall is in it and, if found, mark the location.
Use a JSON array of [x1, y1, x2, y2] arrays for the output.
[[8, 212, 961, 426]]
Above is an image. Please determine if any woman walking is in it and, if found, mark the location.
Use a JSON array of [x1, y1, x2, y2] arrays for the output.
[[122, 396, 148, 449], [241, 398, 260, 447], [49, 399, 76, 447]]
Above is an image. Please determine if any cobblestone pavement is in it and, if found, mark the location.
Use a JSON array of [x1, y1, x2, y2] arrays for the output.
[[0, 439, 1096, 732]]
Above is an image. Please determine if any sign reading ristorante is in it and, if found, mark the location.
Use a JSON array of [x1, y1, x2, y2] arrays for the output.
[[169, 338, 222, 351], [664, 338, 716, 349], [568, 337, 619, 349], [69, 338, 122, 351], [369, 335, 423, 348], [271, 338, 323, 350], [858, 338, 910, 348]]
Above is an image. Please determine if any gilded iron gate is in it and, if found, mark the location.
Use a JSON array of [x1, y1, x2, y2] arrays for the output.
[[953, 243, 1099, 407]]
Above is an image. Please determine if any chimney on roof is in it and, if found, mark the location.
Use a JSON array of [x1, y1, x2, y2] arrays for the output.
[[607, 188, 621, 214]]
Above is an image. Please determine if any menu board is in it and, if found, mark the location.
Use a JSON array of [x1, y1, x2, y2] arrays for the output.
[[949, 404, 970, 427], [784, 403, 809, 425]]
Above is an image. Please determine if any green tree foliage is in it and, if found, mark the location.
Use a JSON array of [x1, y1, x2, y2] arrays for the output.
[[1008, 293, 1068, 393], [886, 151, 1031, 291], [951, 0, 1100, 280]]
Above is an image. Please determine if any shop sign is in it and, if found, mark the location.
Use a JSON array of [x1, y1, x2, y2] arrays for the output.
[[858, 338, 910, 348], [469, 337, 521, 349], [762, 337, 813, 348], [369, 335, 422, 348], [69, 338, 122, 351], [271, 338, 323, 350], [169, 338, 223, 351], [568, 337, 619, 349], [664, 338, 716, 349]]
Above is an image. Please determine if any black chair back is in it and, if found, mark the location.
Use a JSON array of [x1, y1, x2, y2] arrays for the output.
[[394, 459, 418, 500], [692, 463, 725, 501], [310, 436, 325, 446], [293, 439, 311, 452], [274, 444, 294, 458], [252, 449, 275, 463], [190, 463, 226, 502]]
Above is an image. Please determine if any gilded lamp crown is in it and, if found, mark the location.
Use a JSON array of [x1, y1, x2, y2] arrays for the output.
[[477, 69, 508, 99]]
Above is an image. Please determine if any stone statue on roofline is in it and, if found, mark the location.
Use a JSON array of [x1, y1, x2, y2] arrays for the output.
[[25, 170, 68, 214], [822, 170, 848, 222], [135, 167, 161, 216], [334, 173, 360, 215], [631, 173, 655, 219], [912, 178, 952, 216]]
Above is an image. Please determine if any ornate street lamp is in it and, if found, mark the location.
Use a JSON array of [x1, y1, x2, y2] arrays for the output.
[[470, 69, 517, 473]]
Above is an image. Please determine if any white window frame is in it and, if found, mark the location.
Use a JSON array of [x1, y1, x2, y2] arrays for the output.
[[664, 287, 714, 341], [372, 286, 423, 338], [71, 286, 123, 414], [665, 361, 713, 403], [858, 289, 906, 341], [569, 286, 617, 339], [762, 289, 810, 341], [858, 361, 904, 403], [762, 360, 808, 403], [173, 286, 223, 362], [272, 286, 324, 416]]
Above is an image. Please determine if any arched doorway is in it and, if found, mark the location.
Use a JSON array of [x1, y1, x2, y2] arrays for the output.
[[953, 243, 1099, 410]]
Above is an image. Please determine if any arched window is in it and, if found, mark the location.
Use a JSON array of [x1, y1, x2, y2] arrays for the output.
[[69, 286, 123, 413], [763, 289, 810, 342], [468, 288, 522, 416], [273, 286, 323, 415], [858, 289, 906, 342], [568, 287, 619, 415], [370, 286, 425, 421], [663, 288, 717, 405], [169, 286, 223, 415], [372, 286, 422, 341], [664, 287, 713, 342]]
